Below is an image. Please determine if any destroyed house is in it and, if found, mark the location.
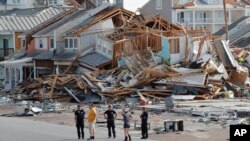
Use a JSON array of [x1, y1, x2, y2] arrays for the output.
[[0, 7, 64, 88], [0, 1, 213, 90]]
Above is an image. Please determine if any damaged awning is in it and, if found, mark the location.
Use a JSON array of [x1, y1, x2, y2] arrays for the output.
[[0, 57, 33, 67]]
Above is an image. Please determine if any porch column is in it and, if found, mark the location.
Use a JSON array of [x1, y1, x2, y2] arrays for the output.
[[19, 67, 23, 82], [13, 32, 16, 51], [56, 65, 59, 74], [212, 10, 215, 33], [9, 68, 12, 88], [228, 10, 232, 24], [4, 67, 7, 84], [34, 61, 36, 79], [14, 68, 17, 85], [193, 10, 195, 29]]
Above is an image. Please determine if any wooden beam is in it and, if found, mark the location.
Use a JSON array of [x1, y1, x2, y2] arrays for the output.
[[49, 75, 58, 98]]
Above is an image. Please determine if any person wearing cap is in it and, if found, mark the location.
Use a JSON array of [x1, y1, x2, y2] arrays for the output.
[[140, 107, 148, 139], [87, 104, 96, 140], [75, 104, 85, 139], [122, 108, 132, 141], [104, 105, 117, 138]]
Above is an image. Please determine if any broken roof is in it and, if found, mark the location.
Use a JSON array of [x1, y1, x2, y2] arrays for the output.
[[214, 16, 250, 36], [33, 3, 112, 37], [78, 52, 111, 67], [0, 7, 64, 32], [33, 51, 54, 60], [33, 10, 85, 36], [67, 6, 136, 36], [232, 35, 250, 48], [52, 51, 77, 61]]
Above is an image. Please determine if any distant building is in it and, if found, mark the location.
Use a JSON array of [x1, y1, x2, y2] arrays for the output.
[[115, 0, 123, 7], [0, 0, 70, 11], [140, 0, 250, 33], [0, 0, 44, 11], [47, 0, 65, 6]]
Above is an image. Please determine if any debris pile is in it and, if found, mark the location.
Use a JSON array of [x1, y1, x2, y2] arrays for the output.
[[7, 75, 88, 101], [3, 39, 250, 104]]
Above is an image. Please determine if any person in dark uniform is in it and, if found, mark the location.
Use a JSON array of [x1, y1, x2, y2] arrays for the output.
[[104, 105, 117, 138], [75, 104, 85, 139], [140, 107, 148, 139]]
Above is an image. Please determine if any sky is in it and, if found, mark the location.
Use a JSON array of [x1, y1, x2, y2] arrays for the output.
[[123, 0, 150, 12]]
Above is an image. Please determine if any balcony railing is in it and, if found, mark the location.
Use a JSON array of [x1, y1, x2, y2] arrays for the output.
[[178, 18, 229, 24], [0, 48, 14, 60]]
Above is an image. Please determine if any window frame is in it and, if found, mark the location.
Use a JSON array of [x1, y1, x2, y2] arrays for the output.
[[50, 38, 54, 48], [169, 38, 180, 54], [156, 0, 162, 10], [39, 39, 43, 48], [64, 37, 79, 49]]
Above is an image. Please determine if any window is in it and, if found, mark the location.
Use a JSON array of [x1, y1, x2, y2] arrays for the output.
[[97, 45, 101, 50], [22, 39, 26, 48], [39, 39, 43, 48], [49, 0, 57, 5], [169, 38, 180, 54], [50, 39, 54, 48], [11, 0, 21, 4], [177, 12, 185, 23], [74, 38, 78, 48], [156, 0, 162, 10], [65, 38, 79, 49], [69, 39, 73, 48], [108, 49, 112, 55], [65, 39, 68, 48], [102, 47, 107, 53]]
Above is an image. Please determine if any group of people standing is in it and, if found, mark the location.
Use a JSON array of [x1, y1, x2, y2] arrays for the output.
[[74, 104, 149, 141], [75, 104, 96, 140]]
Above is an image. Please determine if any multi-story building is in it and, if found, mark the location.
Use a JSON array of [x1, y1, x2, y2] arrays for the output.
[[140, 0, 250, 33], [0, 0, 44, 11]]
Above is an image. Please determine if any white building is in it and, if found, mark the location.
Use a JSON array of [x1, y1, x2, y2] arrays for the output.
[[140, 0, 250, 33], [0, 0, 68, 11], [0, 0, 41, 11]]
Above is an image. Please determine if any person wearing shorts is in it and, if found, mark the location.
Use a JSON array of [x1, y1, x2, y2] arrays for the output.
[[87, 104, 96, 140], [122, 108, 132, 141]]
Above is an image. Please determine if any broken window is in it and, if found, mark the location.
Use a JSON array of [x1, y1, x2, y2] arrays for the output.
[[169, 38, 180, 54]]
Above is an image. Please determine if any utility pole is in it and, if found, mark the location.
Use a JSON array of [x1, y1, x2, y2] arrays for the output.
[[223, 0, 229, 41]]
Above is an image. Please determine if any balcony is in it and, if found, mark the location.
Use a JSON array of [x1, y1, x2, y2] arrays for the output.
[[178, 18, 193, 24], [195, 18, 213, 23], [0, 48, 14, 61], [178, 17, 229, 24]]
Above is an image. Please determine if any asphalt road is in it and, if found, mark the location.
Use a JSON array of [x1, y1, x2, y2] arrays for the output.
[[0, 117, 155, 141]]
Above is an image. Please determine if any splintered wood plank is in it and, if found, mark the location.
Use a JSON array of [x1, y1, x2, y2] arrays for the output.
[[49, 75, 58, 98]]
